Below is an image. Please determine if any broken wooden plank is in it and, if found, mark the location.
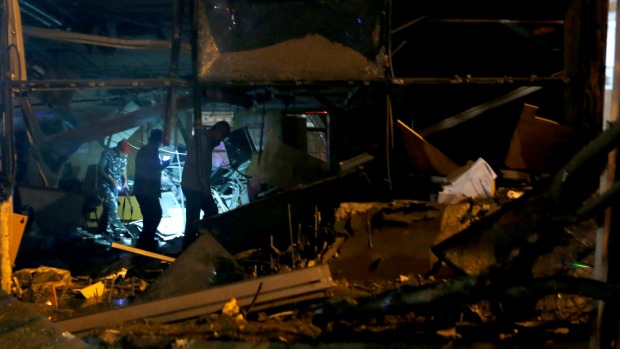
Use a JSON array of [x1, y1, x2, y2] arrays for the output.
[[394, 119, 460, 176], [54, 264, 333, 334], [110, 242, 176, 263], [503, 103, 576, 175], [9, 212, 28, 265]]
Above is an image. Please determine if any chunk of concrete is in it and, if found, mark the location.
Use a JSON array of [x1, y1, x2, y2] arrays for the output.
[[329, 201, 446, 283], [0, 291, 89, 349], [135, 232, 246, 303]]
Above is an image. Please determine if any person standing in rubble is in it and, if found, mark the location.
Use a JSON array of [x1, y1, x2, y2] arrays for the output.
[[97, 139, 131, 240], [133, 129, 171, 252], [97, 139, 131, 239], [181, 120, 231, 250]]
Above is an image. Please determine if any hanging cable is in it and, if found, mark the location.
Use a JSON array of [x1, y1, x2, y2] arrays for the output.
[[257, 102, 266, 166], [385, 94, 393, 192], [386, 0, 395, 80]]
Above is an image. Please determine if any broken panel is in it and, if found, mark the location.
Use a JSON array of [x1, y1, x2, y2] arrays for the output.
[[195, 0, 387, 82]]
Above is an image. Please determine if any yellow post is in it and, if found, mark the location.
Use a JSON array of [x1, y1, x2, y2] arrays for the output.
[[0, 197, 13, 293], [1, 0, 27, 295]]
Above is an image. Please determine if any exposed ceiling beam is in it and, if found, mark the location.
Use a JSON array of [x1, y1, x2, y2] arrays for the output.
[[22, 26, 191, 52], [418, 86, 542, 137], [46, 94, 193, 145], [11, 78, 190, 92]]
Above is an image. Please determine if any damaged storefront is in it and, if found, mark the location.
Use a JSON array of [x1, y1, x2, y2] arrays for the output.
[[3, 114, 619, 347], [1, 0, 619, 348]]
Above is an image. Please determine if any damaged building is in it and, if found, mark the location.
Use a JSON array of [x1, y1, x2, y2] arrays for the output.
[[1, 0, 620, 348]]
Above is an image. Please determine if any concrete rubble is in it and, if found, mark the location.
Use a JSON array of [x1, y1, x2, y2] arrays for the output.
[[1, 180, 601, 348]]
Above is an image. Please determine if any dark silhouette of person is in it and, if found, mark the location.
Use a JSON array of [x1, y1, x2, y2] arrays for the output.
[[133, 129, 170, 251], [181, 121, 230, 250]]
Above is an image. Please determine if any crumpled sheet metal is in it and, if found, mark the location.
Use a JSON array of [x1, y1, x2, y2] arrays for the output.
[[195, 0, 386, 83]]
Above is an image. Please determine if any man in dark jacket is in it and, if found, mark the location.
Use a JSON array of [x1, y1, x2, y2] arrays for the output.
[[133, 129, 170, 251]]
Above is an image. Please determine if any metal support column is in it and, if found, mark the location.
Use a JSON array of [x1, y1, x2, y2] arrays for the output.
[[0, 0, 27, 293]]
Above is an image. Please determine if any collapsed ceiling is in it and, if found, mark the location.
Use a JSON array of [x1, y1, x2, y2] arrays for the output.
[[13, 0, 574, 110], [5, 0, 588, 190]]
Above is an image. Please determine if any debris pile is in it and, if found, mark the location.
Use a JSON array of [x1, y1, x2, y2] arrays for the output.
[[3, 103, 619, 348], [3, 180, 602, 348]]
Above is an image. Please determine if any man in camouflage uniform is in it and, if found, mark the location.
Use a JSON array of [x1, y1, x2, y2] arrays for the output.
[[97, 139, 131, 239]]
